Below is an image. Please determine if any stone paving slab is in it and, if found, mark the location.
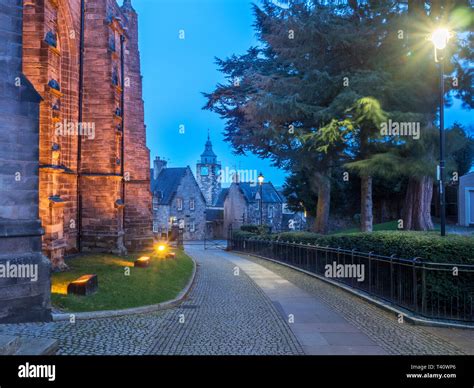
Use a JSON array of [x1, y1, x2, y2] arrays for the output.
[[243, 253, 470, 355], [225, 255, 388, 355]]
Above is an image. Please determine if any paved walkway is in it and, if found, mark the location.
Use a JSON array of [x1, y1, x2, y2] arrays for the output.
[[0, 245, 470, 355], [242, 254, 472, 355], [225, 255, 386, 355]]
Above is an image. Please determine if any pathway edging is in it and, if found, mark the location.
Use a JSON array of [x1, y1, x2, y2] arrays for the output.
[[236, 252, 474, 330], [52, 255, 197, 322]]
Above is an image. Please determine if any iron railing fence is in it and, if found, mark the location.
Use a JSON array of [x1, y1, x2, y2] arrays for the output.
[[230, 237, 474, 323]]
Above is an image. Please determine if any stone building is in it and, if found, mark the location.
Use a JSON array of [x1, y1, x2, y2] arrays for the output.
[[196, 133, 221, 206], [151, 159, 207, 240], [0, 0, 51, 322], [278, 190, 307, 231], [223, 182, 284, 233], [17, 0, 152, 268], [458, 172, 474, 227]]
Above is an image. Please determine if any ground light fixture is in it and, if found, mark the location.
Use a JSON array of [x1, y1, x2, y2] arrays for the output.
[[429, 27, 452, 237], [67, 274, 98, 296], [134, 256, 151, 268]]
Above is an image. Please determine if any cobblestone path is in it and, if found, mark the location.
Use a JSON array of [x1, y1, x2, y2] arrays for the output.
[[0, 245, 470, 355], [0, 245, 303, 355]]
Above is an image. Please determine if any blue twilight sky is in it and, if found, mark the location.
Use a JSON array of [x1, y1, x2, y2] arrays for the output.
[[130, 0, 472, 187]]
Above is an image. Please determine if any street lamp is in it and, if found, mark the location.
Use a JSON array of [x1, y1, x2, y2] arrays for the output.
[[258, 172, 264, 226], [430, 27, 451, 237]]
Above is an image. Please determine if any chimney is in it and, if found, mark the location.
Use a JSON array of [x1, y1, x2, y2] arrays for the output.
[[153, 156, 167, 180]]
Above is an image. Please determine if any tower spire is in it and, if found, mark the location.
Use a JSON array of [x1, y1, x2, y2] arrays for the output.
[[207, 128, 210, 141], [122, 0, 134, 11]]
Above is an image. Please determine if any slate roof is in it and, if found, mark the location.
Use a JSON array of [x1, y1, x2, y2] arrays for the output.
[[151, 167, 187, 205], [201, 138, 217, 158], [213, 188, 229, 207], [236, 182, 283, 204]]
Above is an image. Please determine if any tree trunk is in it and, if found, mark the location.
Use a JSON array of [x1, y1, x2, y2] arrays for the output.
[[402, 176, 434, 231], [311, 174, 331, 234], [360, 175, 373, 232]]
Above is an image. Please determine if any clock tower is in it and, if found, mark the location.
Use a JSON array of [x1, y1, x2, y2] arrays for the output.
[[196, 133, 221, 206]]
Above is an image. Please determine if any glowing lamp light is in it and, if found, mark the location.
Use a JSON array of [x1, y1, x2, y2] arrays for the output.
[[431, 28, 451, 50], [258, 172, 264, 185], [155, 242, 167, 253]]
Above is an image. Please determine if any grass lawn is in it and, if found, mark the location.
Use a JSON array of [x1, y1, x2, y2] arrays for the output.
[[51, 249, 194, 313]]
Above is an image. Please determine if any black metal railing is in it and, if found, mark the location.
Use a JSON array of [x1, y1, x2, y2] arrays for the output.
[[230, 237, 474, 323]]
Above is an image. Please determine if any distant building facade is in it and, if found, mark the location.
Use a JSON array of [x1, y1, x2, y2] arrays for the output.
[[279, 191, 307, 231], [151, 160, 207, 240], [196, 134, 222, 206], [223, 182, 284, 233], [458, 172, 474, 227], [152, 136, 306, 240]]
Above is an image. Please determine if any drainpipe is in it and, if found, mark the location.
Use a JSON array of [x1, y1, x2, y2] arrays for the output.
[[76, 0, 85, 252], [120, 34, 126, 228]]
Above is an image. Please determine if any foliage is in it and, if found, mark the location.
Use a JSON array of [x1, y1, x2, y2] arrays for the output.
[[240, 224, 271, 235], [242, 230, 474, 264]]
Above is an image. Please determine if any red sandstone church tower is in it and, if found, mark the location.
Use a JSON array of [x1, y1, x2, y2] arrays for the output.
[[21, 0, 153, 268]]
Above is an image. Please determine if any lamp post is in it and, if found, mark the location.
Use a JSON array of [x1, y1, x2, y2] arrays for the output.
[[258, 172, 264, 226], [430, 28, 451, 237]]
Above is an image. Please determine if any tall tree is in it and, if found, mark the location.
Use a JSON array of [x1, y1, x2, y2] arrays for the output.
[[204, 0, 396, 233], [344, 97, 387, 232], [204, 0, 472, 233]]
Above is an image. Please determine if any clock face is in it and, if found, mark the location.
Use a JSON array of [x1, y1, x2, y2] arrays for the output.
[[201, 166, 209, 176]]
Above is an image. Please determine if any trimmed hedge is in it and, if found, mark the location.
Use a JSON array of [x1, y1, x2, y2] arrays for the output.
[[236, 230, 474, 264], [240, 224, 271, 235], [232, 230, 259, 240]]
